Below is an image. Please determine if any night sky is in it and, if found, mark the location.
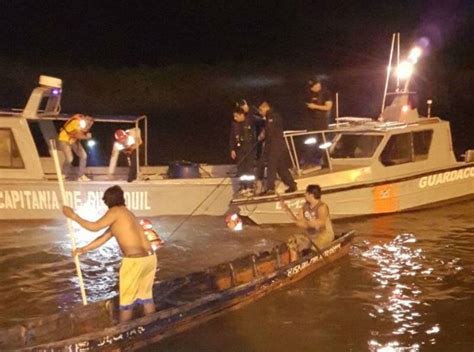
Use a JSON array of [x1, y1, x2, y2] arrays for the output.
[[1, 1, 473, 163], [1, 1, 472, 68]]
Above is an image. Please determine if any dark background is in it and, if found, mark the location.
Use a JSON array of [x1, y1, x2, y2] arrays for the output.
[[0, 1, 473, 164]]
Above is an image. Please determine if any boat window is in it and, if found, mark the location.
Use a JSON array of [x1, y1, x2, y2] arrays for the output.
[[380, 133, 413, 166], [28, 121, 52, 157], [413, 130, 433, 160], [290, 132, 330, 171], [329, 134, 383, 158], [0, 129, 25, 169]]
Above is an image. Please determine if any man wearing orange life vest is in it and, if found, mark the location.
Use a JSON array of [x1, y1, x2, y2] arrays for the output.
[[108, 128, 142, 182], [58, 114, 94, 181]]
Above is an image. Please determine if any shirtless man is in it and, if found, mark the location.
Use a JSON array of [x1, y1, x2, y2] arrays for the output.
[[63, 185, 157, 322]]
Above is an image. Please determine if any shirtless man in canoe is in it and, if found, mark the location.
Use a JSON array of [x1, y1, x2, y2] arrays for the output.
[[63, 185, 157, 322]]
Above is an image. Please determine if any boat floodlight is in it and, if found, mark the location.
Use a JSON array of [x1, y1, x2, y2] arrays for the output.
[[87, 139, 96, 148], [319, 142, 332, 149], [304, 137, 318, 145], [396, 61, 414, 80]]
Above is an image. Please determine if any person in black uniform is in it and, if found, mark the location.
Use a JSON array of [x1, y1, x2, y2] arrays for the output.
[[258, 101, 297, 195], [305, 77, 333, 131], [229, 106, 257, 192]]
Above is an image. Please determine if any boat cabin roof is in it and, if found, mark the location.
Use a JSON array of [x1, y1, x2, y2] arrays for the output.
[[283, 115, 457, 178], [0, 109, 146, 123]]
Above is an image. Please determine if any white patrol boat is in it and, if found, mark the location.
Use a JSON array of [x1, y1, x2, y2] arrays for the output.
[[231, 39, 474, 224], [0, 76, 239, 220]]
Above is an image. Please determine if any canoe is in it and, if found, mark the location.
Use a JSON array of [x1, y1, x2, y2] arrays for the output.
[[0, 231, 354, 351]]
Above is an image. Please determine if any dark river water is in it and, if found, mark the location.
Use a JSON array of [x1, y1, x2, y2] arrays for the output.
[[0, 200, 473, 351]]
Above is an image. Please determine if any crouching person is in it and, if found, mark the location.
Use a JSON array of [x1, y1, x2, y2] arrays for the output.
[[63, 185, 157, 322]]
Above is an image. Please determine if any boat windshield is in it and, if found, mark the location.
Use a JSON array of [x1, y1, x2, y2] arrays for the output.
[[284, 131, 332, 175], [329, 133, 383, 158]]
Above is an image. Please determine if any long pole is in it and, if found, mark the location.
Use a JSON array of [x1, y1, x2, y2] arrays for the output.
[[135, 121, 140, 180], [49, 139, 88, 305]]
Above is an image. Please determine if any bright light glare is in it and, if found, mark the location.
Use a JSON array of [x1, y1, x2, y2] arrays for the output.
[[408, 47, 422, 63], [319, 141, 332, 149], [304, 137, 317, 145], [239, 174, 256, 182], [401, 105, 410, 113], [87, 139, 96, 147], [397, 61, 414, 80], [233, 222, 243, 231], [79, 119, 87, 129], [114, 142, 125, 151], [127, 136, 136, 146]]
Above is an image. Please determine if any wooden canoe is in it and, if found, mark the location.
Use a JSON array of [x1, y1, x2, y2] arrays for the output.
[[0, 231, 354, 351]]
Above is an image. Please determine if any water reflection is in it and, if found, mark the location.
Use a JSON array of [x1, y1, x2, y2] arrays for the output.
[[360, 233, 444, 351]]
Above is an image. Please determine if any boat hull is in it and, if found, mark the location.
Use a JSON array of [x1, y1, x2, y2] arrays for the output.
[[0, 178, 238, 220], [234, 164, 474, 224]]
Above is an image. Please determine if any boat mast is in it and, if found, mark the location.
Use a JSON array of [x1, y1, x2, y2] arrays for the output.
[[381, 33, 396, 114], [396, 32, 400, 90]]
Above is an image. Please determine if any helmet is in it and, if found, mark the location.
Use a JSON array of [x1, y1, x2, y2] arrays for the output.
[[114, 129, 127, 143]]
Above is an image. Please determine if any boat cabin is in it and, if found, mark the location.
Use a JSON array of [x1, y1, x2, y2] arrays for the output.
[[0, 75, 151, 181], [281, 93, 466, 190]]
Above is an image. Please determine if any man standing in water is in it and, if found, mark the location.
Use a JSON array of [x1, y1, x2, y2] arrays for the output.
[[62, 185, 157, 322]]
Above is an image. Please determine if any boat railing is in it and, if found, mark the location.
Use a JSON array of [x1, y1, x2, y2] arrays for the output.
[[29, 114, 150, 175]]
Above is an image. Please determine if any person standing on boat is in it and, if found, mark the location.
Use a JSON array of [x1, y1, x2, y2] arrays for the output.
[[283, 184, 334, 257], [305, 77, 333, 131], [229, 106, 257, 193], [257, 101, 297, 195], [108, 128, 142, 182], [63, 185, 157, 322], [58, 114, 94, 181]]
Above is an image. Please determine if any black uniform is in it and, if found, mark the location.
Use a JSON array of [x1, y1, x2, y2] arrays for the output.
[[229, 116, 256, 178], [262, 109, 296, 191], [305, 90, 332, 131]]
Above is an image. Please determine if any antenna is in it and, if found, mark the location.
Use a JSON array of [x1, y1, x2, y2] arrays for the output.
[[381, 33, 396, 114]]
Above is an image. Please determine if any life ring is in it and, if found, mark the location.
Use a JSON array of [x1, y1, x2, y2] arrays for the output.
[[226, 213, 243, 231]]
